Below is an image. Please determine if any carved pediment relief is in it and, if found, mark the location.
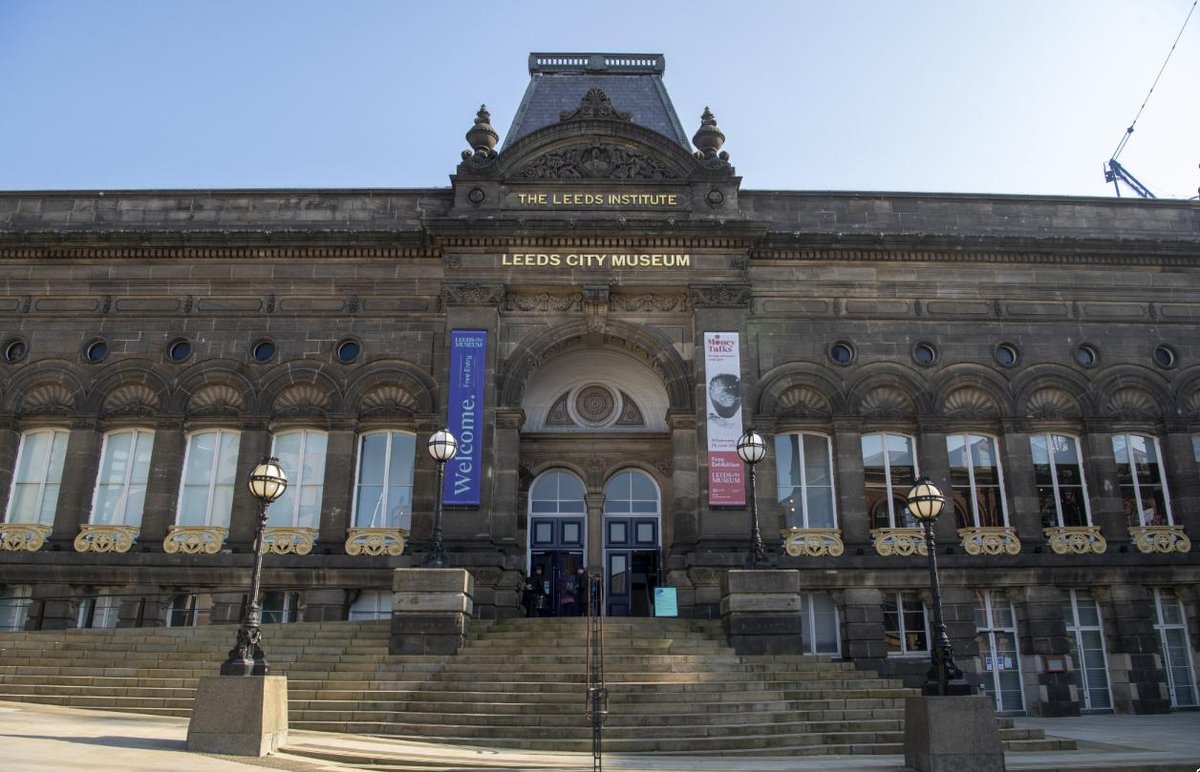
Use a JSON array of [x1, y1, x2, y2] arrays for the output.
[[1026, 388, 1081, 420], [777, 386, 832, 418], [943, 387, 1000, 419], [274, 384, 330, 416], [360, 384, 418, 416], [20, 383, 75, 415], [188, 384, 245, 416], [514, 140, 679, 180], [1107, 387, 1159, 420], [103, 383, 161, 416], [560, 89, 633, 122], [860, 386, 914, 419]]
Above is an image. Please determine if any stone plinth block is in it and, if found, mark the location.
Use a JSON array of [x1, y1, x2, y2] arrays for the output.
[[904, 695, 1005, 772], [720, 569, 804, 655], [391, 568, 474, 656], [722, 568, 800, 595], [187, 675, 288, 757]]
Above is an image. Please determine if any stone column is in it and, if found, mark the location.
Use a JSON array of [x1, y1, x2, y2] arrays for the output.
[[390, 568, 473, 655], [667, 410, 699, 546], [841, 587, 887, 672], [228, 421, 271, 549], [140, 418, 185, 550], [1096, 584, 1170, 714], [318, 422, 355, 551], [491, 408, 523, 547], [753, 426, 783, 548], [721, 569, 803, 655], [1010, 585, 1078, 716], [585, 492, 604, 570], [1001, 421, 1041, 549], [832, 422, 869, 547], [1083, 422, 1127, 547], [50, 421, 102, 548], [1163, 425, 1200, 534]]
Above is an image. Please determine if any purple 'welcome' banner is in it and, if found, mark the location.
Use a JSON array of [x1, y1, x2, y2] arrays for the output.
[[443, 330, 486, 506]]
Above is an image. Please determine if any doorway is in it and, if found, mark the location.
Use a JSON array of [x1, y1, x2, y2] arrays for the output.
[[603, 470, 662, 617]]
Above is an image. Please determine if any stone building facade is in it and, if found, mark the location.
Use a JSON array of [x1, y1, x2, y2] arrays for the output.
[[1, 52, 1198, 717]]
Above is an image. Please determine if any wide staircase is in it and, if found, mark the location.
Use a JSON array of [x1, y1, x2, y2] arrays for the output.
[[0, 616, 1072, 757]]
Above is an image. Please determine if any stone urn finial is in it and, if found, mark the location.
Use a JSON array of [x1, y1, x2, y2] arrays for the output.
[[692, 106, 726, 159], [464, 104, 499, 156]]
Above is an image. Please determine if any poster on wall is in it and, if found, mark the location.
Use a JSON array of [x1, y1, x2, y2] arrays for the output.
[[443, 329, 486, 506], [703, 331, 746, 506]]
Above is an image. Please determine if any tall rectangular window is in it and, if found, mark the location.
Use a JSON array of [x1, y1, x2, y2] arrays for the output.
[[261, 590, 300, 624], [1112, 434, 1173, 526], [863, 433, 917, 529], [974, 591, 1024, 713], [354, 431, 416, 530], [0, 585, 31, 632], [775, 433, 836, 528], [1152, 588, 1198, 708], [947, 434, 1008, 528], [90, 429, 154, 527], [1030, 434, 1091, 527], [77, 591, 119, 629], [1063, 589, 1113, 712], [270, 430, 328, 528], [800, 591, 840, 656], [5, 429, 69, 525], [883, 591, 929, 655], [177, 430, 241, 527], [349, 590, 390, 621]]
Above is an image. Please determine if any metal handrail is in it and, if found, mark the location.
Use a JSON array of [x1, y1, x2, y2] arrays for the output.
[[583, 570, 607, 772]]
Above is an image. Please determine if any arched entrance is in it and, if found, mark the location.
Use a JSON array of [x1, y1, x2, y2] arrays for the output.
[[602, 469, 662, 617], [527, 469, 586, 617]]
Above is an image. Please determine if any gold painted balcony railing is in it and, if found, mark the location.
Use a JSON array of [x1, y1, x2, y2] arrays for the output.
[[163, 525, 228, 554], [263, 527, 317, 555], [957, 526, 1021, 556], [345, 527, 408, 556], [780, 527, 844, 557], [1043, 525, 1107, 555], [0, 523, 52, 552], [1128, 525, 1190, 554], [870, 527, 927, 556], [74, 524, 139, 553]]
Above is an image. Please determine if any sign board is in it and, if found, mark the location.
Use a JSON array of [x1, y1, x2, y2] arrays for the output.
[[653, 587, 678, 617], [703, 331, 746, 506], [443, 329, 486, 506]]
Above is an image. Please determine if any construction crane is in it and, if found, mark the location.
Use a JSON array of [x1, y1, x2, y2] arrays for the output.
[[1105, 158, 1156, 199]]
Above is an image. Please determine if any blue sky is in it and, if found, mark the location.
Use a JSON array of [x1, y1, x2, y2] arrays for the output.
[[1, 1, 1196, 197]]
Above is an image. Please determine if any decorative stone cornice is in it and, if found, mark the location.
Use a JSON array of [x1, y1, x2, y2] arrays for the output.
[[689, 284, 750, 308], [442, 283, 504, 307], [505, 290, 584, 313], [610, 292, 690, 313]]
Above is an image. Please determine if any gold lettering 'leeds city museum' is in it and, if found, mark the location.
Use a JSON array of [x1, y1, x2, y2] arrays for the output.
[[501, 253, 691, 268]]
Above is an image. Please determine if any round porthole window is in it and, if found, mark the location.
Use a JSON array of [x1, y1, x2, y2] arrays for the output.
[[1152, 344, 1177, 369], [83, 338, 108, 364], [335, 338, 361, 364], [251, 338, 276, 363], [3, 337, 28, 364], [1074, 344, 1098, 368], [829, 341, 856, 366], [912, 342, 938, 367], [994, 343, 1019, 368], [167, 338, 193, 363]]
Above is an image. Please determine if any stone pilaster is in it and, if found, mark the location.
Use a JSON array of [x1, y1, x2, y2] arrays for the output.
[[832, 423, 869, 547], [1010, 585, 1078, 716], [491, 408, 524, 547], [228, 421, 271, 549], [917, 423, 956, 544], [0, 420, 19, 517], [1163, 427, 1200, 533], [29, 584, 75, 630], [1000, 423, 1041, 548], [50, 422, 101, 548], [318, 424, 355, 550], [117, 587, 167, 628], [1083, 424, 1127, 547], [841, 587, 887, 672], [1096, 584, 1170, 714], [140, 419, 185, 550], [668, 410, 699, 546], [390, 568, 473, 655]]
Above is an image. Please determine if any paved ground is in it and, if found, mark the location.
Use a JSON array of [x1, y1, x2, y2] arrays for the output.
[[2, 700, 1198, 771]]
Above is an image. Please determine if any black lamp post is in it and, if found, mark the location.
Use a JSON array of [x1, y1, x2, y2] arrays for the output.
[[736, 429, 768, 569], [426, 428, 458, 568], [905, 476, 971, 696], [220, 457, 287, 677]]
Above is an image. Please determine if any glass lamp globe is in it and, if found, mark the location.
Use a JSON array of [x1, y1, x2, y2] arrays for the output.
[[905, 476, 946, 522], [247, 457, 288, 503], [736, 430, 768, 465], [427, 428, 458, 463]]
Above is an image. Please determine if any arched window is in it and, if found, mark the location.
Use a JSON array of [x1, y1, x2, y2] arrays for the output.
[[947, 434, 1008, 529], [177, 429, 240, 527], [863, 433, 918, 529], [1112, 434, 1173, 526], [90, 428, 155, 527], [353, 431, 416, 529], [529, 470, 586, 515], [5, 429, 70, 525], [603, 470, 659, 515], [774, 433, 835, 529], [1031, 434, 1090, 528], [270, 429, 328, 528]]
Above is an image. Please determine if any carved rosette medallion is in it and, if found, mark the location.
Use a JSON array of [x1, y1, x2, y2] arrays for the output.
[[576, 385, 616, 425], [1044, 526, 1107, 555], [263, 527, 317, 556], [781, 528, 844, 558], [345, 528, 407, 557], [1129, 525, 1191, 554], [74, 524, 139, 553], [957, 527, 1021, 556], [870, 527, 928, 557], [163, 525, 228, 555], [0, 523, 52, 552]]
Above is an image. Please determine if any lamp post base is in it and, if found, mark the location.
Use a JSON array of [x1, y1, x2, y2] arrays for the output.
[[187, 675, 288, 756], [904, 695, 1005, 772], [921, 679, 974, 696]]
